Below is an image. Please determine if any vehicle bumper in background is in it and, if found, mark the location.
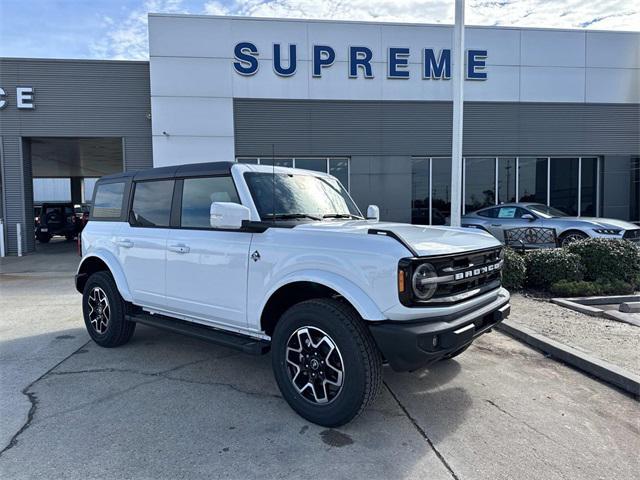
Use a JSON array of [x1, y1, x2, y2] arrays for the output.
[[368, 292, 510, 372]]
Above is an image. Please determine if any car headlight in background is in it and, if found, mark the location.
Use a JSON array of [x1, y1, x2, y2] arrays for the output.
[[412, 263, 438, 300], [593, 228, 622, 235]]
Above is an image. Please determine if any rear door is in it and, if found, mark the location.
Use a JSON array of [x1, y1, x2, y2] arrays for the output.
[[164, 175, 252, 329], [116, 179, 174, 310]]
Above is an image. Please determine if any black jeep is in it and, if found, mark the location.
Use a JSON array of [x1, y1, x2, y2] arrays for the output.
[[35, 203, 81, 243]]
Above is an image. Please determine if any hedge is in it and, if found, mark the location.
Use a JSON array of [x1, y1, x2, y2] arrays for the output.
[[565, 238, 640, 284], [550, 279, 635, 297], [502, 248, 526, 290], [524, 249, 583, 289]]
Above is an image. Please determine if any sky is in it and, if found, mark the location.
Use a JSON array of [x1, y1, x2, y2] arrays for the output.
[[1, 0, 638, 60]]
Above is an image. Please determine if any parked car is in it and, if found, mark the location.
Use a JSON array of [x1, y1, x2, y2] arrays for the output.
[[76, 162, 510, 426], [462, 203, 640, 247], [35, 203, 82, 243]]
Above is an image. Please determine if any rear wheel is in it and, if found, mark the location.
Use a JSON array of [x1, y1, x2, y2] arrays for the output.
[[560, 230, 588, 247], [37, 233, 51, 243], [82, 271, 136, 347], [271, 298, 382, 427]]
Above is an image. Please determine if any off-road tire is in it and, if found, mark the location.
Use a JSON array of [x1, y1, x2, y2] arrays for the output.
[[82, 271, 136, 347], [37, 233, 51, 243], [271, 298, 382, 427]]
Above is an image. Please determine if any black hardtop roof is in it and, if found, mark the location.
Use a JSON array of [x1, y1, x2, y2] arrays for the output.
[[98, 161, 236, 183]]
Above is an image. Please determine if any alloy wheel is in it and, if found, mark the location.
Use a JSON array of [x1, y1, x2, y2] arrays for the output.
[[285, 326, 344, 404], [87, 286, 110, 334]]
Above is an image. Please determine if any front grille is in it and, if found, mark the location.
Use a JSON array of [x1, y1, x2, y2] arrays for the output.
[[623, 229, 640, 240]]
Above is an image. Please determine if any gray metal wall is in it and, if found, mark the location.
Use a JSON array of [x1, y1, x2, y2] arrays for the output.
[[234, 99, 640, 222], [0, 58, 153, 254]]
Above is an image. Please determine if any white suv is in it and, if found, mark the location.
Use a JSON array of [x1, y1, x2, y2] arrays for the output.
[[76, 161, 510, 426]]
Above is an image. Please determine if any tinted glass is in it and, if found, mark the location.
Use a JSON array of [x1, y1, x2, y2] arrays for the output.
[[93, 182, 125, 219], [329, 158, 349, 190], [181, 176, 240, 228], [518, 158, 548, 203], [431, 158, 451, 225], [245, 172, 361, 219], [550, 158, 579, 216], [465, 157, 496, 213], [498, 157, 516, 203], [131, 180, 174, 227], [528, 204, 568, 218], [261, 158, 294, 168], [296, 158, 327, 173], [411, 158, 429, 225], [631, 157, 640, 222], [580, 157, 598, 217], [477, 208, 498, 218]]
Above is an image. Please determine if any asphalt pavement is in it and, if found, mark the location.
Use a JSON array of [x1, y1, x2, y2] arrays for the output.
[[1, 242, 638, 479]]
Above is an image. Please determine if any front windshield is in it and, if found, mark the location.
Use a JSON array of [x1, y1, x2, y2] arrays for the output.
[[528, 204, 569, 218], [244, 172, 363, 220]]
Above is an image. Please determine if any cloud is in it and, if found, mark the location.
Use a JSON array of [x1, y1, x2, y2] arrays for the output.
[[95, 0, 639, 60]]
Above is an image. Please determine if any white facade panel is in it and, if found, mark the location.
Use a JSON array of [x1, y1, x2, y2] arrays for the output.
[[307, 21, 384, 62], [150, 57, 232, 97], [520, 67, 585, 102], [232, 59, 311, 98], [521, 29, 586, 67], [465, 65, 519, 102], [586, 67, 640, 103], [465, 27, 520, 66], [152, 136, 235, 167], [151, 97, 234, 137], [586, 31, 640, 68], [230, 18, 309, 61], [309, 63, 383, 100]]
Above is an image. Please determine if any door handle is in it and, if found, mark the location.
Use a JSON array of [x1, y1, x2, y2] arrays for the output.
[[116, 239, 134, 248], [168, 244, 190, 254]]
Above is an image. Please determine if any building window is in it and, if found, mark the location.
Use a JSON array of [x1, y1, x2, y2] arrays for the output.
[[33, 178, 71, 203], [497, 157, 516, 204], [518, 157, 548, 204], [550, 157, 579, 216], [580, 157, 599, 217], [464, 157, 496, 213], [411, 157, 451, 225], [236, 157, 350, 190]]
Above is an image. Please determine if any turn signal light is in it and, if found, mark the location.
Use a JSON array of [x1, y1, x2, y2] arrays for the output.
[[398, 269, 406, 293]]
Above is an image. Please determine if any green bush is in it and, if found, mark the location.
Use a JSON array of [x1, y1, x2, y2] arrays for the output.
[[550, 279, 635, 297], [502, 248, 526, 290], [525, 249, 583, 289], [565, 238, 640, 285]]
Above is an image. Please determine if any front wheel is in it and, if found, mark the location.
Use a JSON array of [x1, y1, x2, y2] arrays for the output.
[[271, 298, 382, 427], [560, 230, 588, 247]]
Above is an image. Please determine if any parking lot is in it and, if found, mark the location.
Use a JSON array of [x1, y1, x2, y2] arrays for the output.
[[1, 244, 638, 479]]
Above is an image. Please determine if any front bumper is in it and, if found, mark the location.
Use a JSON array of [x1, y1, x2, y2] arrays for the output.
[[368, 292, 510, 372]]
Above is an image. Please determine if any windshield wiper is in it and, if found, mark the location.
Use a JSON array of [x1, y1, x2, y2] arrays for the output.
[[263, 213, 322, 221], [322, 213, 364, 220]]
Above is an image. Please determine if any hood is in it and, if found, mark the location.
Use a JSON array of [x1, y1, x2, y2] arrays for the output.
[[293, 221, 501, 256], [560, 217, 638, 230]]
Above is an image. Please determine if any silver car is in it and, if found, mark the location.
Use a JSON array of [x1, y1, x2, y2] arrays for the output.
[[462, 203, 640, 247]]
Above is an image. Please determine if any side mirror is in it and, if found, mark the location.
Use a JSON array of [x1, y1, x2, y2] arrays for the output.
[[521, 213, 535, 221], [210, 202, 251, 229], [367, 205, 380, 222]]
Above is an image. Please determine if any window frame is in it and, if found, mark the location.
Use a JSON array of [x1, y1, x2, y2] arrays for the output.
[[90, 178, 131, 222]]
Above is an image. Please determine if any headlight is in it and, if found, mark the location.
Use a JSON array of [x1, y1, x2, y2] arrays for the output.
[[593, 229, 622, 235], [412, 263, 438, 300]]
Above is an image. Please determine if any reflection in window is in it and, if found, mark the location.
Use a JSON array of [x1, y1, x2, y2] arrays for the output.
[[131, 180, 174, 227], [498, 157, 516, 204], [296, 158, 327, 173], [260, 158, 293, 168], [550, 158, 579, 215], [465, 157, 495, 213], [580, 157, 598, 217], [431, 158, 451, 225], [411, 158, 430, 225], [93, 182, 125, 218], [518, 158, 548, 203], [329, 158, 349, 189], [181, 177, 240, 228]]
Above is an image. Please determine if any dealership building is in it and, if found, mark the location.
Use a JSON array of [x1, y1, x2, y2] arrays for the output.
[[1, 13, 639, 255]]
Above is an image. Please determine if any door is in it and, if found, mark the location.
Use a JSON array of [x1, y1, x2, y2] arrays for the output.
[[116, 179, 174, 309], [488, 206, 542, 242], [165, 176, 252, 328]]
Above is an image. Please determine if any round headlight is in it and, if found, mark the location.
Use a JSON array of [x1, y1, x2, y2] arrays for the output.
[[412, 263, 438, 300]]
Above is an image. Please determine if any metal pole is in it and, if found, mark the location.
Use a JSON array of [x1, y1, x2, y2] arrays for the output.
[[450, 0, 465, 227], [17, 223, 22, 257], [0, 220, 5, 257]]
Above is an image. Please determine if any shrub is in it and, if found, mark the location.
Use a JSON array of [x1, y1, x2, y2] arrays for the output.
[[502, 248, 526, 290], [525, 249, 583, 289], [550, 279, 635, 297], [565, 238, 640, 285]]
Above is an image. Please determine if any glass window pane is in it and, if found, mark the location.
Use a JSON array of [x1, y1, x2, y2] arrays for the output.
[[237, 158, 258, 164], [33, 178, 71, 203], [518, 157, 548, 204], [260, 158, 293, 168], [497, 157, 516, 203], [411, 158, 430, 225], [550, 158, 579, 216], [131, 180, 174, 227], [93, 182, 125, 219], [464, 157, 495, 213], [580, 157, 598, 217], [82, 178, 99, 203], [181, 176, 240, 228], [631, 157, 640, 222], [329, 158, 349, 189], [431, 158, 451, 225], [295, 158, 327, 173]]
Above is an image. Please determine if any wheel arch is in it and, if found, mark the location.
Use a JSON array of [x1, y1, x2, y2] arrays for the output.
[[259, 271, 386, 337], [76, 252, 132, 302]]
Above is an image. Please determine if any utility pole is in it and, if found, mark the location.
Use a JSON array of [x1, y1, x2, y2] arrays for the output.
[[450, 0, 465, 227]]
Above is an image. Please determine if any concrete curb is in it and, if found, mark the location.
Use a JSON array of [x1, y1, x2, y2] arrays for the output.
[[551, 296, 640, 327], [497, 321, 640, 398]]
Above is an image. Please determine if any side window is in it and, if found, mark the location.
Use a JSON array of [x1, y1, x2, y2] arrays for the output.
[[477, 207, 498, 218], [515, 207, 533, 218], [497, 207, 517, 219], [92, 182, 125, 219], [131, 180, 174, 227], [181, 176, 240, 228]]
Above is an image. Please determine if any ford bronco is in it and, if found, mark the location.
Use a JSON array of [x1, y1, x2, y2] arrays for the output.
[[76, 161, 510, 426]]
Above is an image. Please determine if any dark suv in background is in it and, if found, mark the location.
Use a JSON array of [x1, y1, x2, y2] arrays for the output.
[[35, 203, 83, 243]]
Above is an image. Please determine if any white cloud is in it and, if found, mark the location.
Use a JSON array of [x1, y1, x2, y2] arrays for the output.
[[95, 0, 639, 59]]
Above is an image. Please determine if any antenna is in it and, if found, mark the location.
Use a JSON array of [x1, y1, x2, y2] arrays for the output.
[[272, 143, 276, 222]]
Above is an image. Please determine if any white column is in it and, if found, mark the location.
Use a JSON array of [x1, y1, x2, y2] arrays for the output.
[[16, 223, 22, 257], [0, 220, 5, 257], [450, 0, 465, 227]]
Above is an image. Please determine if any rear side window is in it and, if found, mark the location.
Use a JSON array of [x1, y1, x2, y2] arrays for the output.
[[477, 207, 498, 218], [181, 176, 240, 228], [131, 180, 174, 227], [93, 182, 125, 219]]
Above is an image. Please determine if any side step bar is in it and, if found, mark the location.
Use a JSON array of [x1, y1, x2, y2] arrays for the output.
[[125, 312, 270, 355]]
